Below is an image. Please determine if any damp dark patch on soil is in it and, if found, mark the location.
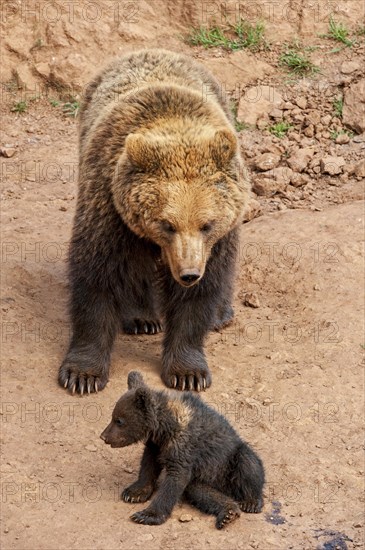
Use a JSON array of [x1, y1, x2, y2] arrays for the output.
[[314, 529, 353, 550], [265, 500, 286, 525]]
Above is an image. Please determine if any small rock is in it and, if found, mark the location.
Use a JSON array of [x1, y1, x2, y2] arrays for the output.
[[243, 293, 260, 308], [179, 514, 193, 522], [353, 160, 365, 178], [295, 97, 307, 110], [257, 116, 269, 130], [243, 198, 261, 222], [287, 148, 315, 173], [269, 108, 283, 119], [320, 156, 346, 175], [340, 60, 360, 74], [0, 147, 16, 158], [4, 528, 9, 534], [254, 152, 281, 171], [305, 111, 321, 126], [335, 133, 350, 144], [321, 114, 332, 126], [282, 101, 295, 110], [343, 78, 365, 133], [291, 173, 308, 187], [353, 522, 363, 528], [123, 466, 134, 473], [304, 125, 314, 138], [85, 444, 97, 452], [252, 177, 285, 197], [59, 206, 67, 212]]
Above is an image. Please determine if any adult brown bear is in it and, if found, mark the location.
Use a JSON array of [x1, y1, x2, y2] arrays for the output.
[[58, 49, 250, 395]]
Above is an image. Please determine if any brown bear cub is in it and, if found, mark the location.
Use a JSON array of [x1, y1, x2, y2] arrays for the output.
[[100, 371, 264, 529], [58, 49, 250, 395]]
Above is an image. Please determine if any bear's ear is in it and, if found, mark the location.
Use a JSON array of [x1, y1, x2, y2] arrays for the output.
[[134, 387, 154, 412], [210, 128, 237, 167], [125, 133, 158, 170], [127, 371, 145, 390]]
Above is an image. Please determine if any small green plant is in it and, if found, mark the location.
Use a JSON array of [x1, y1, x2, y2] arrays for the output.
[[186, 20, 266, 51], [269, 121, 292, 138], [230, 101, 249, 132], [279, 48, 320, 75], [49, 98, 60, 107], [62, 101, 80, 118], [11, 100, 27, 113], [330, 129, 353, 140], [333, 97, 343, 118], [321, 16, 354, 47]]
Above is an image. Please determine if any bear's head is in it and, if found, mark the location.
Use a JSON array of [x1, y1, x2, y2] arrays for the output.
[[100, 371, 157, 448], [113, 123, 249, 287]]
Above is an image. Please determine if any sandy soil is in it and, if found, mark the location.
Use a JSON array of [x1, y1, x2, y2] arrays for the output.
[[1, 2, 364, 549]]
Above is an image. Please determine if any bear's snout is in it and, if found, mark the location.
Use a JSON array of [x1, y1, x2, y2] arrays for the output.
[[179, 268, 201, 286]]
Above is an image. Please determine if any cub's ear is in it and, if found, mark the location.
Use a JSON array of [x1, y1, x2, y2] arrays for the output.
[[125, 133, 159, 170], [210, 128, 237, 168], [134, 387, 155, 413], [127, 371, 145, 390]]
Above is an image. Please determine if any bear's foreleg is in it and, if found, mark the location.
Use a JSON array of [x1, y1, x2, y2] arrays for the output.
[[160, 229, 238, 391], [58, 273, 119, 394], [130, 465, 191, 525], [122, 441, 162, 504]]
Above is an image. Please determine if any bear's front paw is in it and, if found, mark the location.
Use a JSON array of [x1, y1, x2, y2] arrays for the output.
[[131, 508, 167, 525], [122, 484, 154, 503], [162, 350, 212, 392], [58, 354, 109, 395]]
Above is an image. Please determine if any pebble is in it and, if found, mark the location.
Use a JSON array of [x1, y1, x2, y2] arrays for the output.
[[335, 133, 350, 144], [84, 444, 97, 452], [287, 148, 314, 173], [254, 152, 281, 171], [340, 61, 360, 74], [295, 97, 307, 110], [243, 292, 260, 308], [179, 514, 193, 522], [138, 533, 154, 541], [0, 147, 16, 158], [320, 156, 346, 175]]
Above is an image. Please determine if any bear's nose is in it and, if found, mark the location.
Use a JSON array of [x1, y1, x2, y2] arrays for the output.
[[180, 269, 200, 285], [100, 431, 107, 442]]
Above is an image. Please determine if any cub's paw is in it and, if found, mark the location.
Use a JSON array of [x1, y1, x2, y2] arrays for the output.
[[131, 508, 167, 525], [122, 484, 154, 504], [216, 504, 241, 530], [240, 497, 263, 513], [122, 319, 163, 335], [58, 358, 109, 395]]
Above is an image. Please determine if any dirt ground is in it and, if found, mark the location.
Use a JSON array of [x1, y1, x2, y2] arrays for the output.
[[1, 2, 364, 549]]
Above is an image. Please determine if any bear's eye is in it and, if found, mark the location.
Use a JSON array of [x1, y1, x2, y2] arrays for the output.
[[116, 418, 125, 427], [200, 222, 213, 233], [161, 221, 176, 234]]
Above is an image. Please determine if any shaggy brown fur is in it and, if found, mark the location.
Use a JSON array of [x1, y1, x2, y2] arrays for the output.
[[101, 372, 265, 529], [58, 49, 250, 395]]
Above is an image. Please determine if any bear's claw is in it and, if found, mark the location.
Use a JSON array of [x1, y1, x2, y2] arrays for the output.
[[122, 319, 163, 335], [58, 361, 108, 395], [216, 506, 241, 529], [166, 373, 210, 392], [240, 498, 263, 513], [130, 509, 166, 525], [122, 484, 154, 504]]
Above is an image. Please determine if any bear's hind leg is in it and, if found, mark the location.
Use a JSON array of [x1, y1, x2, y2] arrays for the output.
[[229, 443, 265, 514], [184, 482, 241, 530]]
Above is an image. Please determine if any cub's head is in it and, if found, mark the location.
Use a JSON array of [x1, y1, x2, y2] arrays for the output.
[[113, 124, 249, 287], [100, 372, 157, 448]]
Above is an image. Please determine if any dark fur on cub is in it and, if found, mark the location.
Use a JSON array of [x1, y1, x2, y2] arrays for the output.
[[58, 48, 250, 395], [100, 371, 265, 529]]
